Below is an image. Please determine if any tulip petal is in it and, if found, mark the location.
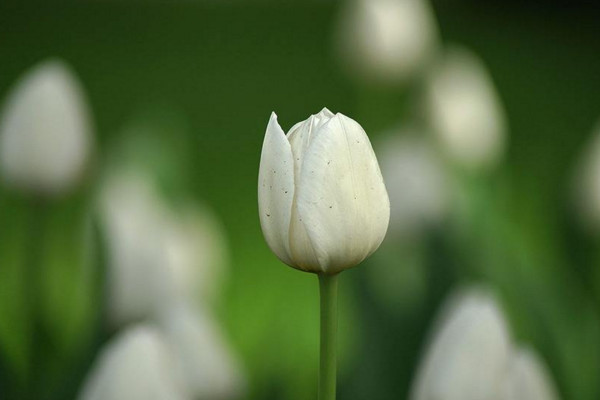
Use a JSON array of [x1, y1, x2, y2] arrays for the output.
[[258, 113, 295, 266], [0, 59, 92, 195], [287, 108, 333, 272], [285, 109, 336, 271], [286, 115, 322, 270], [158, 304, 245, 400], [410, 289, 511, 400], [296, 113, 390, 273], [500, 347, 559, 400], [78, 325, 187, 400]]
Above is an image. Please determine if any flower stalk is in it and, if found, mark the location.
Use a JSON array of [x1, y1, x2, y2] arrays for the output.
[[318, 273, 338, 400], [25, 199, 46, 400]]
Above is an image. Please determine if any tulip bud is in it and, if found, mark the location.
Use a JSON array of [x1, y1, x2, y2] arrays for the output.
[[425, 46, 506, 171], [157, 303, 245, 400], [258, 108, 390, 274], [99, 170, 228, 325], [377, 131, 447, 240], [499, 347, 560, 400], [0, 59, 93, 196], [160, 203, 230, 306], [78, 325, 188, 400], [410, 288, 511, 400], [335, 0, 439, 84], [572, 121, 600, 233], [99, 171, 171, 325]]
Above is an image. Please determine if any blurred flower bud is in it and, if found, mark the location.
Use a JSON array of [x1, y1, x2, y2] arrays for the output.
[[410, 288, 511, 400], [99, 170, 228, 326], [0, 59, 93, 196], [158, 303, 245, 400], [377, 130, 447, 240], [335, 0, 438, 85], [499, 347, 560, 400], [572, 121, 600, 233], [78, 325, 188, 400], [160, 203, 229, 306], [258, 109, 390, 274], [99, 171, 171, 325], [425, 46, 507, 171]]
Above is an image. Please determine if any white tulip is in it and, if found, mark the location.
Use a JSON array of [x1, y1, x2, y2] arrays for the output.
[[498, 347, 560, 400], [377, 131, 447, 239], [78, 325, 188, 400], [425, 46, 506, 171], [158, 303, 245, 400], [0, 59, 93, 196], [335, 0, 439, 84], [410, 288, 511, 400], [258, 108, 390, 274], [99, 170, 228, 325]]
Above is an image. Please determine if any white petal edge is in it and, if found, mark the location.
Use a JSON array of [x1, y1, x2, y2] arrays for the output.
[[258, 112, 295, 266], [500, 347, 559, 400]]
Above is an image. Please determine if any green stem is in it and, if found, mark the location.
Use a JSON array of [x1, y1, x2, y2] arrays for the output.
[[318, 273, 338, 400], [26, 198, 46, 400]]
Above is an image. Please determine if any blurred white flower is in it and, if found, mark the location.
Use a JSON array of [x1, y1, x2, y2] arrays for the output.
[[425, 46, 507, 171], [160, 202, 229, 306], [0, 59, 93, 196], [99, 170, 228, 326], [99, 171, 171, 325], [572, 122, 600, 233], [499, 346, 560, 400], [410, 288, 511, 400], [377, 130, 447, 240], [258, 109, 390, 274], [97, 170, 244, 399], [158, 303, 245, 400], [335, 0, 439, 84], [78, 325, 188, 400]]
